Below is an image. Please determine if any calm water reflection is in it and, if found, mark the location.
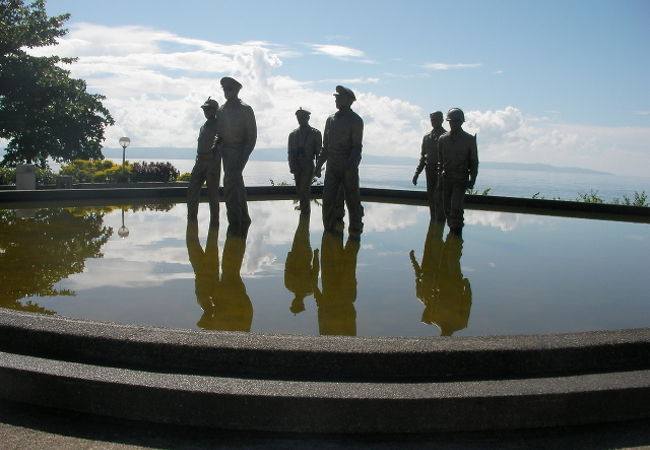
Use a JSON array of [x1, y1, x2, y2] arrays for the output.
[[0, 200, 648, 336]]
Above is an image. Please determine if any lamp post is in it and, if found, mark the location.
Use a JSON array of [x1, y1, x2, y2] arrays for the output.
[[119, 136, 130, 168]]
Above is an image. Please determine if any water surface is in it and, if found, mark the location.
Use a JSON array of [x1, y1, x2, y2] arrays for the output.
[[1, 200, 648, 337]]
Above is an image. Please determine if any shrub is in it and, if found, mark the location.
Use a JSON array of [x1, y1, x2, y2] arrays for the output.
[[130, 161, 179, 182], [60, 159, 132, 182], [0, 167, 15, 185], [178, 172, 192, 181], [35, 167, 57, 185]]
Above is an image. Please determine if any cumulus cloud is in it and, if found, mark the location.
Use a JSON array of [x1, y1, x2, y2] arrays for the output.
[[21, 23, 650, 176]]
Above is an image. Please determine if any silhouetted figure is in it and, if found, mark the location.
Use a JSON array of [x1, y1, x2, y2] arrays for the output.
[[284, 215, 319, 314], [187, 97, 220, 224], [186, 222, 253, 331], [437, 108, 478, 237], [412, 111, 446, 221], [216, 77, 257, 236], [314, 85, 364, 240], [313, 231, 360, 336], [410, 224, 472, 336], [288, 108, 322, 214]]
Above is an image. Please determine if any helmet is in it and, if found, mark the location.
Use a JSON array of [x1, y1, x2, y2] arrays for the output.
[[446, 108, 465, 122]]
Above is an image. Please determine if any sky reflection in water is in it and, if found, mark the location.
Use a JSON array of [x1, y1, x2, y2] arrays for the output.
[[1, 200, 648, 337]]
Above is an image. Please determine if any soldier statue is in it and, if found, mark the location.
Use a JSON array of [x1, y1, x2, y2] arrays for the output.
[[288, 108, 322, 214], [187, 97, 220, 225], [437, 108, 479, 237], [412, 110, 446, 221], [216, 76, 257, 236], [314, 85, 364, 240]]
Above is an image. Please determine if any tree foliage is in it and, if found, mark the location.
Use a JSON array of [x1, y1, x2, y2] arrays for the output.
[[0, 0, 114, 167]]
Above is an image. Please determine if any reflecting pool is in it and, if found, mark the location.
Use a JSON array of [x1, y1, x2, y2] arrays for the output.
[[1, 200, 648, 337]]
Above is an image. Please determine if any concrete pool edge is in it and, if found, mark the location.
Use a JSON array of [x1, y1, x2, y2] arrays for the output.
[[1, 186, 649, 222], [0, 309, 648, 432]]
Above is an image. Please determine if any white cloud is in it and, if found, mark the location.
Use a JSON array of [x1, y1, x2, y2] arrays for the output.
[[21, 23, 650, 177], [309, 44, 365, 59], [423, 62, 482, 70]]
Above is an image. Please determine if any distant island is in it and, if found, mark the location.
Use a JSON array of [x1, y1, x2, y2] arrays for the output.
[[101, 147, 612, 176]]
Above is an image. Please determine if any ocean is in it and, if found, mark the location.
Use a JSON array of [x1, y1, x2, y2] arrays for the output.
[[110, 157, 650, 203]]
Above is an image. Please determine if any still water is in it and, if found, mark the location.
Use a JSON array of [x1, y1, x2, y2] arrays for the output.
[[1, 200, 648, 337]]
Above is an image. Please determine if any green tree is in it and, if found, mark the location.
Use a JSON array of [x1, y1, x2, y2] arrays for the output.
[[0, 0, 114, 167]]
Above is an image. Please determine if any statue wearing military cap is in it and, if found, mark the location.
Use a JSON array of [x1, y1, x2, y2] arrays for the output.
[[288, 107, 322, 214], [216, 76, 257, 236], [187, 96, 221, 225], [436, 108, 479, 237], [413, 110, 446, 221], [314, 85, 364, 239]]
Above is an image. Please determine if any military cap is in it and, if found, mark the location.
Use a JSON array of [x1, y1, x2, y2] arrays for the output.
[[295, 107, 311, 117], [201, 97, 219, 109], [220, 76, 242, 90], [333, 85, 356, 101], [429, 111, 443, 119]]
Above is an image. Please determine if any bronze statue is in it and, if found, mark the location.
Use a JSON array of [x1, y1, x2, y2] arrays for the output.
[[314, 85, 364, 240], [437, 108, 478, 237], [413, 111, 446, 221], [313, 231, 360, 336], [186, 221, 253, 331], [187, 97, 220, 225], [284, 215, 319, 314], [288, 108, 322, 214], [216, 77, 257, 236], [409, 221, 472, 336]]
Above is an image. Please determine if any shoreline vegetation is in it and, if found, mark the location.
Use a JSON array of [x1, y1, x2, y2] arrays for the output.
[[0, 160, 647, 207]]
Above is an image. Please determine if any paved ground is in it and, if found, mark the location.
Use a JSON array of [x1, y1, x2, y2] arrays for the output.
[[1, 400, 649, 449]]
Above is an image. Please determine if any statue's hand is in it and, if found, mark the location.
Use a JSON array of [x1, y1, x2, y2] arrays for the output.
[[412, 174, 418, 186]]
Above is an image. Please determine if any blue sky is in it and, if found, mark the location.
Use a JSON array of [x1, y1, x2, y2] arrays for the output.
[[24, 0, 650, 175]]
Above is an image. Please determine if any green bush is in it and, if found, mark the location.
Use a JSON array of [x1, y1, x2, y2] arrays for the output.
[[178, 172, 192, 181], [60, 159, 131, 183], [0, 167, 15, 185], [612, 191, 648, 207], [0, 166, 56, 185], [35, 167, 57, 185]]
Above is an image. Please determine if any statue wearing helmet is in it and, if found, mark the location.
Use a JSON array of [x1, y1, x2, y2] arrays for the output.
[[412, 110, 446, 221], [436, 108, 479, 237]]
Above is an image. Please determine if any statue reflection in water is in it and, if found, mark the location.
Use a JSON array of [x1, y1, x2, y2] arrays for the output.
[[409, 221, 472, 336], [313, 231, 360, 336], [284, 215, 320, 315], [186, 222, 252, 331]]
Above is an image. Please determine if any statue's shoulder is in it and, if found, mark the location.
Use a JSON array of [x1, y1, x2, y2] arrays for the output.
[[239, 100, 254, 111], [310, 126, 322, 135], [439, 131, 452, 141], [350, 109, 363, 123]]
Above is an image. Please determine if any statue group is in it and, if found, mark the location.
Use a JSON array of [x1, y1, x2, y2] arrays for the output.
[[184, 80, 477, 335], [189, 78, 478, 239]]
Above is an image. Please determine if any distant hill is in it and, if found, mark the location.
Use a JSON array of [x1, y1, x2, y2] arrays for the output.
[[101, 147, 612, 175]]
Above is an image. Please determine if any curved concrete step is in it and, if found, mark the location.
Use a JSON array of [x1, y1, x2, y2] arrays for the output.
[[1, 311, 649, 382], [1, 351, 648, 433]]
